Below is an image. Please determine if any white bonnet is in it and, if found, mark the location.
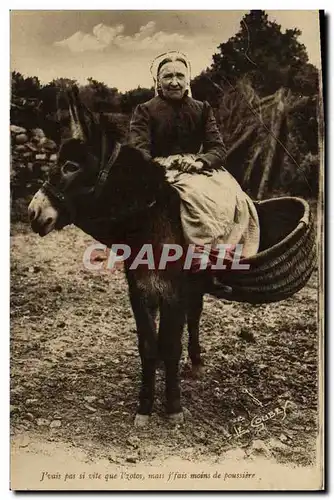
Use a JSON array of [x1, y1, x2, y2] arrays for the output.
[[150, 51, 192, 97]]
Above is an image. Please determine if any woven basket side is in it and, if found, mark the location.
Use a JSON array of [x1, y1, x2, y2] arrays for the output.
[[255, 198, 306, 251], [209, 245, 316, 303], [230, 239, 316, 294], [225, 216, 315, 286], [207, 197, 316, 304], [244, 197, 311, 266]]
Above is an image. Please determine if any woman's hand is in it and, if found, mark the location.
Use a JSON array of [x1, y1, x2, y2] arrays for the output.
[[155, 155, 211, 175], [154, 155, 183, 169], [179, 158, 204, 173]]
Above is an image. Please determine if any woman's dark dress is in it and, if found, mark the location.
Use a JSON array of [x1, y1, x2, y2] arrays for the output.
[[129, 95, 260, 257]]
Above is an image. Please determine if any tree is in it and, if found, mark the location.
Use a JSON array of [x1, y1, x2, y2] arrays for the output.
[[211, 10, 318, 97], [191, 70, 222, 107], [49, 77, 78, 90], [11, 71, 24, 96], [87, 77, 110, 98], [120, 86, 154, 114], [11, 71, 41, 98], [80, 78, 120, 112]]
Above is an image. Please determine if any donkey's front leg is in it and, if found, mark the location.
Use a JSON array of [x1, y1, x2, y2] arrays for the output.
[[158, 294, 186, 421], [128, 285, 158, 427]]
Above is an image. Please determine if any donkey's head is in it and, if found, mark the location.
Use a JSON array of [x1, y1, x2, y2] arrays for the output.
[[28, 86, 116, 236]]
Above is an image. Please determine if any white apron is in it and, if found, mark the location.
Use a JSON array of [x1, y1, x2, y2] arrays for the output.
[[164, 165, 260, 258]]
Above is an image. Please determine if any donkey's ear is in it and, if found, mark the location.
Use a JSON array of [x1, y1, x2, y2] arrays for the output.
[[67, 85, 98, 143]]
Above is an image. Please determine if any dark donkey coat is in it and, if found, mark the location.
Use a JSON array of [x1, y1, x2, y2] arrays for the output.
[[32, 90, 226, 422]]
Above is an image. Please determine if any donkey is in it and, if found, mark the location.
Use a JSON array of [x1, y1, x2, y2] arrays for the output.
[[28, 88, 206, 426]]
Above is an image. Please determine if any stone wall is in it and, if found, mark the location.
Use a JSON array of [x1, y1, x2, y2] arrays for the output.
[[11, 125, 58, 221], [11, 124, 58, 194]]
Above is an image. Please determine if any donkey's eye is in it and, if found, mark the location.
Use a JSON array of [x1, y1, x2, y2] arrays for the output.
[[62, 161, 81, 175]]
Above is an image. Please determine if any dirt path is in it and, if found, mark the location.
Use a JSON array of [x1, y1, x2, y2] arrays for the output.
[[11, 433, 321, 490], [10, 223, 322, 490]]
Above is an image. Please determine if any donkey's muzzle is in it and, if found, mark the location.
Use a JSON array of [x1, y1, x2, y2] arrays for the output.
[[28, 189, 59, 236]]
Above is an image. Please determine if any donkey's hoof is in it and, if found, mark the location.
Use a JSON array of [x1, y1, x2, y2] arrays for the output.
[[134, 413, 150, 428], [167, 411, 184, 425], [191, 363, 205, 379], [182, 361, 204, 379]]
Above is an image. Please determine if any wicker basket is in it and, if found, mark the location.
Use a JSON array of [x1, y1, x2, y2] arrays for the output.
[[208, 197, 317, 304]]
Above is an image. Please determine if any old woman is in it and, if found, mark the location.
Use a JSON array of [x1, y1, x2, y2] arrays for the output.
[[129, 51, 260, 260]]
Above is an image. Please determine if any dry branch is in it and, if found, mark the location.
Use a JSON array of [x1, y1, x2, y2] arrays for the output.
[[257, 88, 286, 199]]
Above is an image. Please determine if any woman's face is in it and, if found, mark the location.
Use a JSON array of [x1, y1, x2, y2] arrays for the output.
[[158, 61, 188, 100]]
